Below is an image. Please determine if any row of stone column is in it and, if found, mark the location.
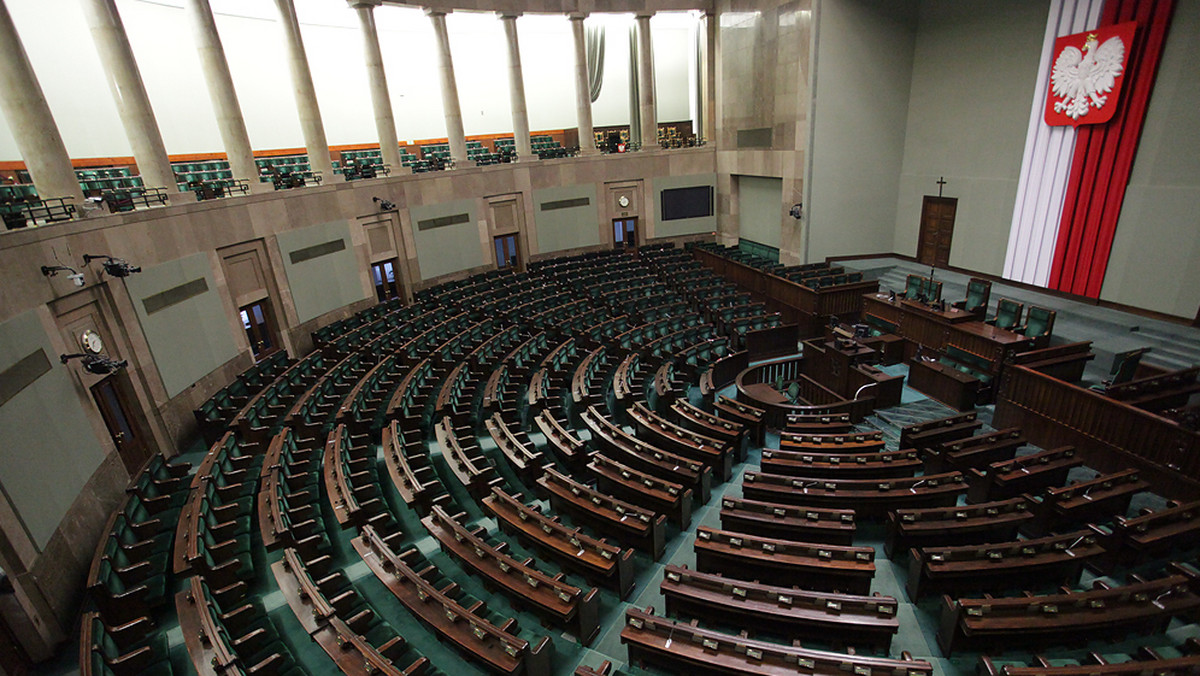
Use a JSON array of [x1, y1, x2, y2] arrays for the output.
[[0, 0, 663, 206]]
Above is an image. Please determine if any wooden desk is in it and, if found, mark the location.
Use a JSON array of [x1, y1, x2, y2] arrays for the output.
[[628, 402, 733, 481], [482, 486, 635, 599], [421, 505, 600, 644], [761, 447, 921, 479], [907, 527, 1106, 600], [936, 566, 1200, 655], [694, 527, 875, 594], [670, 399, 748, 461], [660, 565, 899, 650], [621, 606, 931, 676], [719, 497, 856, 545], [884, 497, 1035, 559], [534, 411, 587, 469], [966, 446, 1082, 503], [582, 406, 712, 503], [1107, 499, 1200, 567], [742, 470, 968, 518], [352, 526, 552, 676], [1030, 468, 1150, 535], [907, 357, 980, 411], [538, 467, 666, 558]]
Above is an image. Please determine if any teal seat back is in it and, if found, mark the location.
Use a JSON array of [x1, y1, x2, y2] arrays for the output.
[[996, 299, 1023, 329], [965, 279, 990, 311], [1026, 306, 1054, 337], [905, 275, 923, 298]]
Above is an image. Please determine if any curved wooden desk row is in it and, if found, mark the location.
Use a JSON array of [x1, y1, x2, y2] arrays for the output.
[[434, 415, 503, 498], [669, 398, 749, 460], [534, 410, 588, 469], [661, 565, 899, 650], [538, 466, 666, 559], [381, 420, 442, 514], [338, 351, 405, 435], [271, 549, 432, 676], [742, 470, 968, 517], [482, 486, 635, 599], [628, 401, 734, 482], [587, 452, 693, 529], [719, 496, 856, 545], [907, 526, 1107, 600], [384, 358, 436, 432], [581, 405, 713, 504], [621, 606, 932, 676], [761, 447, 922, 480], [323, 424, 388, 529], [485, 413, 547, 485], [895, 409, 980, 450], [353, 526, 553, 676], [885, 497, 1036, 558], [921, 427, 1025, 474], [937, 564, 1200, 655], [694, 526, 875, 594], [421, 504, 601, 644], [967, 446, 1083, 503], [980, 647, 1200, 676]]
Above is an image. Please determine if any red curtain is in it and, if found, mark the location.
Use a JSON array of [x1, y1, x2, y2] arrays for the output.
[[1048, 0, 1175, 297]]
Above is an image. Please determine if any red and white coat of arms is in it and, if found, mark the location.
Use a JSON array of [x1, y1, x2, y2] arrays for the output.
[[1045, 21, 1138, 127]]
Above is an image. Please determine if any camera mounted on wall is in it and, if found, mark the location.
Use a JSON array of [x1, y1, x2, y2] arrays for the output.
[[789, 203, 803, 220], [41, 264, 85, 287], [60, 353, 128, 376], [84, 254, 141, 278]]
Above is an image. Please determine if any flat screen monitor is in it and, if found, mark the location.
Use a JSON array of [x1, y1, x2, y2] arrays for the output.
[[661, 186, 714, 221]]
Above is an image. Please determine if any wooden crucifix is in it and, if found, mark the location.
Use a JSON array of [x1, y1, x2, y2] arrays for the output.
[[936, 176, 947, 197]]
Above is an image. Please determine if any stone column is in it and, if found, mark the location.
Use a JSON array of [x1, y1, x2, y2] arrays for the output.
[[499, 13, 531, 161], [352, 0, 401, 171], [80, 0, 180, 194], [635, 13, 657, 148], [569, 14, 597, 155], [427, 9, 467, 167], [272, 0, 336, 181], [184, 0, 264, 192], [0, 2, 83, 203], [701, 12, 716, 143]]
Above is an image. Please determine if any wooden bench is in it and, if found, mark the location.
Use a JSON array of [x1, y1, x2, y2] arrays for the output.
[[979, 649, 1200, 676], [533, 410, 588, 469], [783, 411, 856, 434], [621, 606, 932, 676], [1104, 366, 1200, 413], [587, 452, 693, 528], [884, 497, 1036, 559], [694, 527, 876, 594], [670, 399, 748, 461], [381, 420, 442, 514], [778, 429, 885, 453], [742, 470, 968, 518], [936, 565, 1200, 655], [661, 564, 899, 650], [967, 446, 1082, 503], [906, 526, 1106, 600]]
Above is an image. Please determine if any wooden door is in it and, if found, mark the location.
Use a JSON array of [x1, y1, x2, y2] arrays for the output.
[[239, 300, 279, 360], [917, 197, 957, 267], [613, 218, 637, 249], [92, 374, 153, 475]]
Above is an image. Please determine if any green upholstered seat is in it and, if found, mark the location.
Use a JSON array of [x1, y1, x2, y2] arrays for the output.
[[987, 298, 1024, 330]]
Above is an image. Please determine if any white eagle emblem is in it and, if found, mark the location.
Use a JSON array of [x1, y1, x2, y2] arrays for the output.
[[1051, 33, 1126, 120]]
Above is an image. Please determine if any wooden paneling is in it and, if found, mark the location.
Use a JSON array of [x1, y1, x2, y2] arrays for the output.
[[994, 365, 1200, 500]]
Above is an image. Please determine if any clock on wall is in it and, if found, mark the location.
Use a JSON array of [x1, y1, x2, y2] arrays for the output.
[[618, 195, 630, 208], [80, 330, 104, 355]]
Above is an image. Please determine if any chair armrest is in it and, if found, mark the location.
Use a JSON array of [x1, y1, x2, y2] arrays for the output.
[[104, 644, 156, 676]]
